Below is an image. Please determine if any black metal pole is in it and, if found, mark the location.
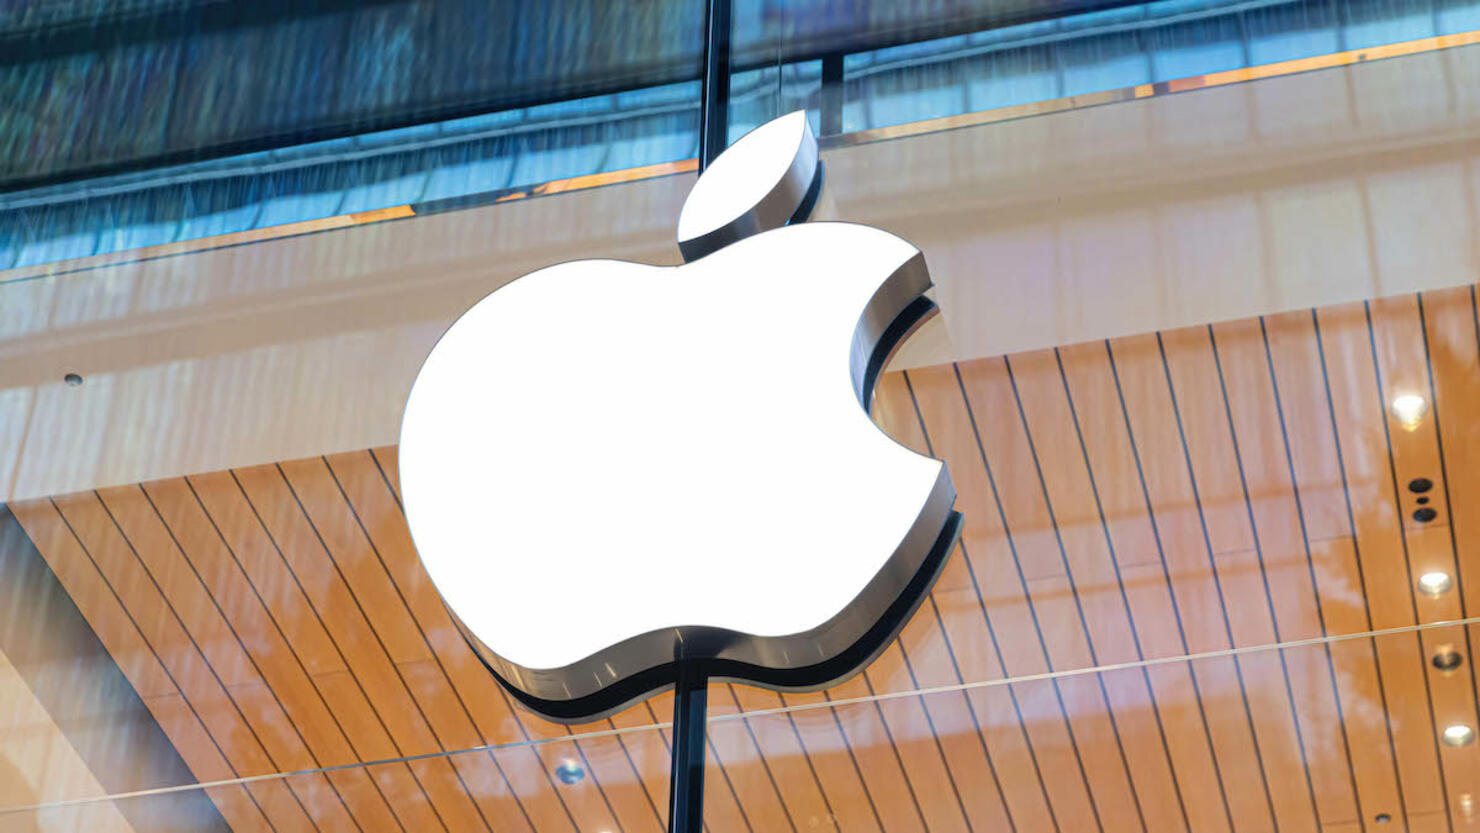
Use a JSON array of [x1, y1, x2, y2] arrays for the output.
[[820, 53, 844, 137], [669, 4, 725, 825], [667, 664, 708, 833], [697, 0, 732, 170]]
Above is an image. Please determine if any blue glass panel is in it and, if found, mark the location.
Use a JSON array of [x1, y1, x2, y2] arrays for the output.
[[865, 34, 970, 63], [1148, 17, 1246, 81], [1244, 0, 1341, 64], [1059, 32, 1151, 96], [94, 187, 186, 252], [350, 120, 446, 151], [852, 57, 964, 128], [965, 18, 1059, 47], [13, 206, 99, 267], [266, 135, 361, 164], [616, 80, 699, 109], [254, 165, 353, 228], [603, 112, 700, 170], [184, 149, 273, 174], [338, 154, 434, 213], [729, 63, 820, 141], [1145, 0, 1229, 15], [175, 177, 266, 240], [526, 94, 618, 120], [1436, 0, 1480, 31], [728, 66, 785, 141], [0, 216, 22, 269], [1342, 0, 1437, 48], [420, 137, 519, 201], [964, 45, 1060, 112], [508, 125, 608, 185], [1063, 3, 1152, 28]]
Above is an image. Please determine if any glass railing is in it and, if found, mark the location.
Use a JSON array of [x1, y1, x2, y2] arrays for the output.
[[0, 81, 701, 270], [729, 0, 1480, 138], [3, 0, 1478, 272], [4, 622, 1473, 832]]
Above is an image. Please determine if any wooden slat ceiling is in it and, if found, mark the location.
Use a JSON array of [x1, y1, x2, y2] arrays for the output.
[[9, 283, 1480, 832]]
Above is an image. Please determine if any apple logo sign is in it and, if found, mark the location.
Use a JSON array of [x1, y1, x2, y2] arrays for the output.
[[400, 111, 962, 723]]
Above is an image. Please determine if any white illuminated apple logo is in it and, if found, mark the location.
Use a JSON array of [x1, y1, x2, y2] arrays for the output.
[[400, 112, 960, 722]]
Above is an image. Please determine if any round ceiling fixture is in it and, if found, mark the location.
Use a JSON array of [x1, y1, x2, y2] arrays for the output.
[[1418, 571, 1454, 596], [1432, 646, 1464, 672], [1392, 393, 1428, 431], [556, 757, 583, 787], [1442, 724, 1475, 747], [554, 759, 586, 785]]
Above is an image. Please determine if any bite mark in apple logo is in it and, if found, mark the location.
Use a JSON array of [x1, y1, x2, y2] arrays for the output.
[[400, 111, 962, 723]]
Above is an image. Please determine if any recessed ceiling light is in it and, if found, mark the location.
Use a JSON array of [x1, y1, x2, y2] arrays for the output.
[[1433, 645, 1464, 672], [1418, 571, 1454, 596], [1444, 724, 1475, 747], [1392, 393, 1428, 431]]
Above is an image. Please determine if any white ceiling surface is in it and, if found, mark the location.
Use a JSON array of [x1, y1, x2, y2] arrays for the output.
[[2, 45, 1478, 503]]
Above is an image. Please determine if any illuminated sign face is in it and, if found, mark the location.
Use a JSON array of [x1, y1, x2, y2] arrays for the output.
[[400, 112, 960, 722]]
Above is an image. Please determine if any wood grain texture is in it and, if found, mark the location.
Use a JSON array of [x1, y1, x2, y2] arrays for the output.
[[12, 282, 1480, 831]]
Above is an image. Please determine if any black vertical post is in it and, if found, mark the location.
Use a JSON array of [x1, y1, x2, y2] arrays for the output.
[[668, 665, 708, 833], [820, 53, 844, 137], [676, 1, 726, 823], [698, 0, 732, 170]]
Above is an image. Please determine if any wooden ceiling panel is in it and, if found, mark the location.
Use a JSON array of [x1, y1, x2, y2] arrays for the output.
[[10, 283, 1480, 830]]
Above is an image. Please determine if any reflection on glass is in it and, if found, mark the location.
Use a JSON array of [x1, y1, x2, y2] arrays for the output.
[[730, 0, 1480, 139], [6, 0, 1480, 271], [0, 81, 702, 271], [4, 622, 1477, 831]]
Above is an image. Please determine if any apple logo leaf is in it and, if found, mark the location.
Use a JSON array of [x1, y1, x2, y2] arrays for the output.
[[400, 111, 962, 723], [677, 110, 821, 262]]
